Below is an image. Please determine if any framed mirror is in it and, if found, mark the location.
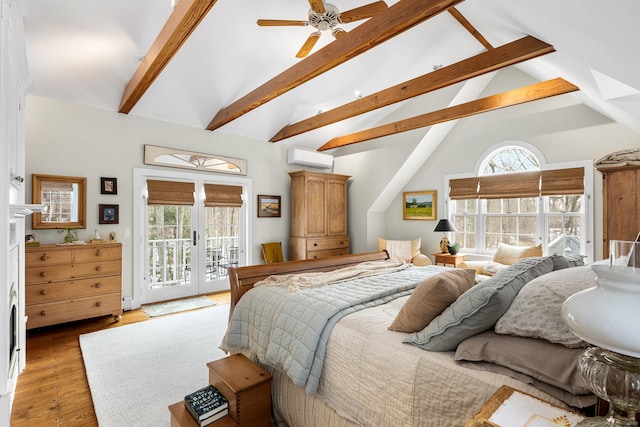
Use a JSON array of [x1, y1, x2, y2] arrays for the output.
[[32, 174, 87, 229]]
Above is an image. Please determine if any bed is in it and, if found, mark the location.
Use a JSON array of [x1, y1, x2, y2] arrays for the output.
[[221, 251, 596, 427]]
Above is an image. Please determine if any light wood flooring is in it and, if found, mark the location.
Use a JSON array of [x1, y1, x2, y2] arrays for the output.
[[10, 292, 231, 426]]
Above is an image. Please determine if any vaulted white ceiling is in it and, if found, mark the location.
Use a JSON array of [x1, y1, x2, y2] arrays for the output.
[[22, 0, 640, 153]]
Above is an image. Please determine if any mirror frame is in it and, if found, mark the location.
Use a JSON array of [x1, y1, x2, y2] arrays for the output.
[[32, 174, 87, 229]]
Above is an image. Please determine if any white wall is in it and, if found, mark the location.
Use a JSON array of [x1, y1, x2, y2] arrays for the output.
[[24, 95, 301, 303], [334, 68, 640, 261]]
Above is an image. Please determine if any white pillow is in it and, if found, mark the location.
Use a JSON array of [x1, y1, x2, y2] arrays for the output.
[[495, 265, 595, 348]]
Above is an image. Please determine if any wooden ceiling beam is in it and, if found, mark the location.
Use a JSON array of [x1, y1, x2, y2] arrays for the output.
[[448, 6, 493, 50], [270, 36, 554, 142], [318, 78, 579, 151], [206, 0, 464, 131], [118, 0, 218, 114]]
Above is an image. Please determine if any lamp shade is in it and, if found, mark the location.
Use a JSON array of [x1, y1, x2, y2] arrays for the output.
[[434, 219, 456, 233], [561, 240, 640, 358]]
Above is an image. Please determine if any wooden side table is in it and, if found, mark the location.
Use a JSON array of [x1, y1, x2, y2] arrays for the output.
[[433, 252, 465, 267], [168, 354, 272, 427], [207, 354, 272, 427]]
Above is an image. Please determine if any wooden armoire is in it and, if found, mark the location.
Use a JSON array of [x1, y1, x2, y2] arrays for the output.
[[596, 165, 640, 258], [289, 170, 350, 260]]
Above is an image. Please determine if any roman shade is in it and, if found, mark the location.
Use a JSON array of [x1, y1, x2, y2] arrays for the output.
[[449, 178, 479, 200], [540, 167, 584, 196], [478, 171, 541, 199], [146, 180, 195, 205], [449, 167, 584, 199], [204, 183, 243, 207]]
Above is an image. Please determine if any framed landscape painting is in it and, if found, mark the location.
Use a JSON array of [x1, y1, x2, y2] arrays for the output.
[[258, 195, 281, 218], [403, 190, 436, 220]]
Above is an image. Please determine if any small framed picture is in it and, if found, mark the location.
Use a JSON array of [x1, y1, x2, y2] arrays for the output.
[[403, 190, 437, 220], [99, 204, 119, 224], [101, 177, 118, 195], [257, 195, 281, 218]]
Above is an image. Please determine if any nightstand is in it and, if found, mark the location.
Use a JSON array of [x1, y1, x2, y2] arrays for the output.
[[433, 252, 465, 267], [168, 354, 272, 427]]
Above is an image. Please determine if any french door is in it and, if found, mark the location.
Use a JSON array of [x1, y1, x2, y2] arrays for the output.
[[134, 169, 250, 305]]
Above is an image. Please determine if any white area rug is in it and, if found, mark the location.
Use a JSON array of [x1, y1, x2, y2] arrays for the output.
[[80, 304, 229, 427]]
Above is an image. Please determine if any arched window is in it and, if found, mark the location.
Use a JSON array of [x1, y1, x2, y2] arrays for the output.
[[447, 143, 592, 261]]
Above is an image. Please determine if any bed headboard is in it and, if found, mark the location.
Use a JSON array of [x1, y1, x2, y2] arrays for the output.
[[226, 250, 390, 318]]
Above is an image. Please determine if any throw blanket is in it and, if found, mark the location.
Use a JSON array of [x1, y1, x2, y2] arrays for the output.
[[255, 260, 409, 291], [221, 263, 446, 395]]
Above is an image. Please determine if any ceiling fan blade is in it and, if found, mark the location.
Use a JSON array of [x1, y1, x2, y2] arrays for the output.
[[257, 19, 309, 26], [296, 32, 321, 58], [339, 1, 388, 23], [308, 0, 326, 15]]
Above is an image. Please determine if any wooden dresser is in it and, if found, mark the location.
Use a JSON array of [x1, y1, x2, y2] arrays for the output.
[[596, 165, 640, 258], [25, 242, 123, 329], [289, 170, 350, 260]]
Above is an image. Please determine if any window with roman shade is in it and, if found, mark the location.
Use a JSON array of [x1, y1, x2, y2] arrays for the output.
[[203, 184, 243, 207], [146, 180, 195, 205], [447, 144, 590, 259]]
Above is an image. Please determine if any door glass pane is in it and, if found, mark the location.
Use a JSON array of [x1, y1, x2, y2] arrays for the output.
[[204, 206, 239, 279], [147, 205, 192, 289]]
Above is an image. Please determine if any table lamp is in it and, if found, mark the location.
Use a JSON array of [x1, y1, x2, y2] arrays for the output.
[[434, 219, 456, 254], [561, 240, 640, 426]]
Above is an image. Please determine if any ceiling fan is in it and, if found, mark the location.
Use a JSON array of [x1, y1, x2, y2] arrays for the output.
[[257, 0, 388, 58]]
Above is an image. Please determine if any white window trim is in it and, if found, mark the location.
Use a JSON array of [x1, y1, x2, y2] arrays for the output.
[[443, 143, 593, 263], [131, 167, 252, 309]]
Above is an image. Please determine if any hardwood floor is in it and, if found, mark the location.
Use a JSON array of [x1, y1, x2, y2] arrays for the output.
[[10, 292, 230, 426]]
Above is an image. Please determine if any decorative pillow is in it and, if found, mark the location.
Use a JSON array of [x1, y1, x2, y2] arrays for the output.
[[481, 261, 509, 276], [492, 243, 543, 265], [550, 253, 585, 270], [403, 256, 554, 351], [454, 331, 591, 396], [389, 269, 476, 333], [494, 265, 595, 348]]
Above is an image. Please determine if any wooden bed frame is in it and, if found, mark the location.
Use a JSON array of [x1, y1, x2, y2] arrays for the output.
[[226, 250, 390, 317]]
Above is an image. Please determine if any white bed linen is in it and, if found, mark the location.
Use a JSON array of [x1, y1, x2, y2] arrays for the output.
[[252, 295, 572, 427]]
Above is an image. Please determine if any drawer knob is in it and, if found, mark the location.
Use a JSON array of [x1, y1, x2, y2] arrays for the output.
[[40, 254, 49, 261], [40, 310, 47, 316], [95, 266, 102, 272], [95, 302, 102, 307], [95, 250, 101, 256], [313, 243, 318, 246], [94, 282, 102, 288], [40, 289, 48, 295], [340, 241, 344, 245], [39, 271, 48, 278]]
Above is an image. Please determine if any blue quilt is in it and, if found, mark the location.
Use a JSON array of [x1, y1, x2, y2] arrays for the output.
[[221, 264, 446, 395]]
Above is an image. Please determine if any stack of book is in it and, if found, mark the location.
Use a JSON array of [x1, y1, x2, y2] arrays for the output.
[[184, 385, 229, 426]]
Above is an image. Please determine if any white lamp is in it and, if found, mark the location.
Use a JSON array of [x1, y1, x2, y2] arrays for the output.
[[561, 240, 640, 426]]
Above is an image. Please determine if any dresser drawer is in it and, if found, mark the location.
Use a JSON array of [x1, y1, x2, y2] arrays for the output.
[[26, 260, 122, 284], [26, 275, 121, 303], [26, 293, 122, 329], [306, 237, 350, 251], [26, 249, 71, 266], [307, 248, 350, 259], [73, 245, 122, 262]]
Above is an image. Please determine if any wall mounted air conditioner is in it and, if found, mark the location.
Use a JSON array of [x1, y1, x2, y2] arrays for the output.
[[287, 148, 333, 169]]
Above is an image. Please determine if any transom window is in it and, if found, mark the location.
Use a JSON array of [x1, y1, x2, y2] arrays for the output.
[[448, 144, 590, 260]]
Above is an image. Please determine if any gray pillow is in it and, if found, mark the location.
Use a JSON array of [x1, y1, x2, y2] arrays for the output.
[[550, 253, 585, 270], [404, 256, 554, 351]]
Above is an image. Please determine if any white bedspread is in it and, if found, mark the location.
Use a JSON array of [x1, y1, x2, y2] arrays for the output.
[[314, 296, 570, 426]]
